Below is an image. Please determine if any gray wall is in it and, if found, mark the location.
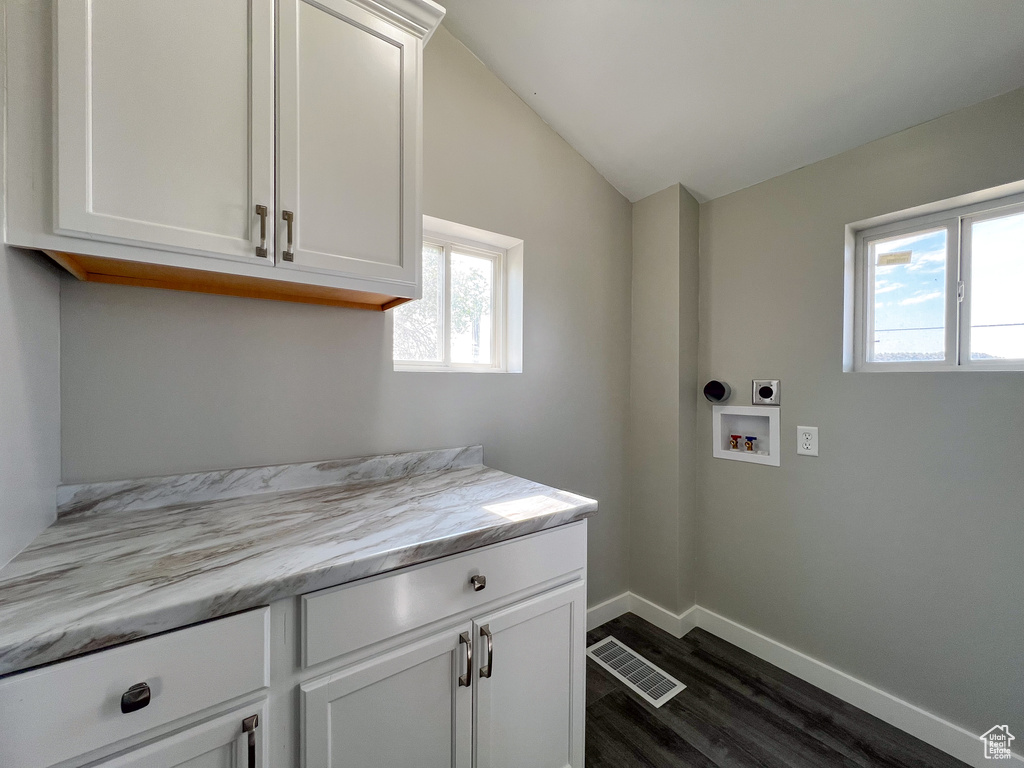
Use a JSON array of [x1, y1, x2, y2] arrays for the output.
[[677, 187, 700, 611], [0, 1, 61, 567], [58, 25, 633, 604], [697, 87, 1024, 735], [0, 245, 60, 568], [630, 186, 681, 611], [629, 184, 699, 614]]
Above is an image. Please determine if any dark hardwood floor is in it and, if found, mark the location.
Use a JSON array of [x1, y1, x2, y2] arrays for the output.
[[585, 614, 968, 768]]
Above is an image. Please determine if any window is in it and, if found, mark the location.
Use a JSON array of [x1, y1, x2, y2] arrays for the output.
[[393, 217, 523, 372], [853, 191, 1024, 371]]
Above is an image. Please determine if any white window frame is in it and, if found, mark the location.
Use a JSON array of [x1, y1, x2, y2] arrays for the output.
[[394, 229, 515, 373], [853, 190, 1024, 372]]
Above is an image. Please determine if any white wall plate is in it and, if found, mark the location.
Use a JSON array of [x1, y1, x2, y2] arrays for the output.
[[752, 379, 780, 405]]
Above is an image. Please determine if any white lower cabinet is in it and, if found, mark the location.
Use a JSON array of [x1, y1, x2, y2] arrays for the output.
[[473, 582, 587, 768], [301, 626, 473, 768], [0, 608, 270, 768], [300, 556, 588, 768], [92, 702, 267, 768], [0, 523, 587, 768]]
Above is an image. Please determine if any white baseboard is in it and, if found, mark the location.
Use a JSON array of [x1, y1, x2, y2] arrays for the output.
[[587, 593, 1021, 767], [585, 592, 633, 632], [630, 594, 699, 638], [693, 606, 1022, 767], [586, 591, 697, 637]]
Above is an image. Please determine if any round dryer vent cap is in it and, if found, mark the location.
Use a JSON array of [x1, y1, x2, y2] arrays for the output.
[[703, 380, 731, 403]]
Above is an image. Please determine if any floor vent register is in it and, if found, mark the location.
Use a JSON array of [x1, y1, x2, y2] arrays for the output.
[[586, 636, 686, 708]]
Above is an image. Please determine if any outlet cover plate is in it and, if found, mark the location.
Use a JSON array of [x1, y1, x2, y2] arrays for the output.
[[752, 379, 780, 405], [797, 426, 818, 456]]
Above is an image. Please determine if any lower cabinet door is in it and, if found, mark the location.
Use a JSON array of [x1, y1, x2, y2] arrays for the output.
[[301, 625, 473, 768], [473, 581, 587, 768], [93, 702, 267, 768]]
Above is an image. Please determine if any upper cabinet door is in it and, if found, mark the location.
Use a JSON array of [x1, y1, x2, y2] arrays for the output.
[[55, 0, 275, 262], [473, 582, 587, 768], [277, 0, 420, 289]]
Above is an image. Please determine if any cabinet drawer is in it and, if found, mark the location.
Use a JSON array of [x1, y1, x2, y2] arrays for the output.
[[0, 607, 269, 768], [302, 522, 586, 668]]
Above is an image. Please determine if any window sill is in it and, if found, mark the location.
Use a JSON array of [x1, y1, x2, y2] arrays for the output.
[[394, 364, 514, 373], [849, 361, 1024, 372]]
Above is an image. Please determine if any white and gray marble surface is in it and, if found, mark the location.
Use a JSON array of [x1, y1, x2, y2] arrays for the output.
[[56, 445, 485, 517], [0, 447, 596, 676]]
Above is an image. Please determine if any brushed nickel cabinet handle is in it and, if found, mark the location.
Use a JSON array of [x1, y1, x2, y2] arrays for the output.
[[479, 624, 493, 679], [255, 205, 268, 258], [242, 713, 259, 768], [470, 574, 486, 592], [458, 631, 472, 687], [282, 210, 294, 262]]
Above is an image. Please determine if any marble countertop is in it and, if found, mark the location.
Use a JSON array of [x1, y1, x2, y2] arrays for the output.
[[0, 446, 596, 676]]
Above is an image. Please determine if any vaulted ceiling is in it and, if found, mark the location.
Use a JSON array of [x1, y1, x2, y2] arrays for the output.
[[440, 0, 1024, 202]]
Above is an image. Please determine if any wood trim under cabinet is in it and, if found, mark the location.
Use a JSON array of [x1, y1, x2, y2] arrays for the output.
[[43, 251, 413, 311]]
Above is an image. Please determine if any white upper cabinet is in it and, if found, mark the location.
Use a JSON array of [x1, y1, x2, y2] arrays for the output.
[[4, 0, 444, 310], [278, 0, 418, 287], [55, 0, 275, 262]]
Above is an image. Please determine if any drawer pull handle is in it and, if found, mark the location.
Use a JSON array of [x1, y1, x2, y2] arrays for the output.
[[242, 713, 259, 768], [255, 204, 268, 258], [479, 624, 494, 679], [282, 210, 295, 262], [120, 682, 151, 714], [458, 631, 472, 687], [469, 574, 487, 592]]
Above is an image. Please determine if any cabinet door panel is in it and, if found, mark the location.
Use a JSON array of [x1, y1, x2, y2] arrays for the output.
[[301, 625, 472, 768], [93, 702, 267, 768], [56, 0, 274, 260], [474, 582, 587, 768], [278, 0, 419, 286]]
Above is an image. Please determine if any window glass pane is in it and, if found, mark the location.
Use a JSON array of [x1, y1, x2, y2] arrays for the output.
[[868, 228, 947, 362], [969, 210, 1024, 360], [393, 243, 444, 362], [450, 251, 494, 365]]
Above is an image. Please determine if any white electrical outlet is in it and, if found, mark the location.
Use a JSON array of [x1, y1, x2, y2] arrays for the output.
[[797, 426, 818, 456]]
